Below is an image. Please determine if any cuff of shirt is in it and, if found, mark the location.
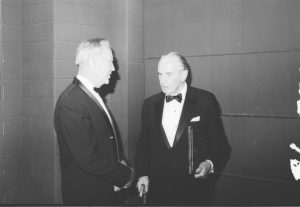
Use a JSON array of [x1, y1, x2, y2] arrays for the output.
[[206, 159, 214, 174]]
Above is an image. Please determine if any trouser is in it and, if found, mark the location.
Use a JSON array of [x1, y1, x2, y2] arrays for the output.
[[148, 175, 213, 205]]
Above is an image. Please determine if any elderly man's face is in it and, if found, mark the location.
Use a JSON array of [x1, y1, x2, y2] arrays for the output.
[[91, 47, 115, 87], [158, 58, 187, 95]]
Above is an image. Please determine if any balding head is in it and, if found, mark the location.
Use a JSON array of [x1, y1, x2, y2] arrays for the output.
[[158, 52, 188, 95], [158, 52, 186, 72]]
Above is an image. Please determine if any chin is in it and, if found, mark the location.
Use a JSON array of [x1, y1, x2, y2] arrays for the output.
[[161, 87, 168, 94], [163, 90, 174, 95], [161, 90, 167, 94], [101, 78, 109, 84]]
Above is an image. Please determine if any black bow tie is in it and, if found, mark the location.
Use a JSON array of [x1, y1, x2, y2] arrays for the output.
[[166, 93, 182, 103]]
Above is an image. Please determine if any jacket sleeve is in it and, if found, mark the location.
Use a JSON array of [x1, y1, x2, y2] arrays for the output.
[[55, 96, 131, 187], [206, 94, 231, 173], [135, 101, 150, 177]]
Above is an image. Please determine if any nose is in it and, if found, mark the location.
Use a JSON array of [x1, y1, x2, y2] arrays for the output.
[[111, 62, 115, 71], [159, 75, 167, 85]]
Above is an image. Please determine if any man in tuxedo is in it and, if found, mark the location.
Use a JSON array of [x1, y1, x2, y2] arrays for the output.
[[135, 52, 231, 205], [54, 38, 134, 205]]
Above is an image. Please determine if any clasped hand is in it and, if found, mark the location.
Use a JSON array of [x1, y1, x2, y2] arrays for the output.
[[194, 160, 212, 179]]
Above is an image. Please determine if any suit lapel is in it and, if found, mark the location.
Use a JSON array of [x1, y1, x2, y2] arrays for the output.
[[154, 93, 172, 149], [73, 78, 120, 161], [154, 93, 164, 130], [173, 88, 196, 147]]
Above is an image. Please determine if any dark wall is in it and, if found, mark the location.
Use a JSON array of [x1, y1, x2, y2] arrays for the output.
[[144, 0, 300, 205]]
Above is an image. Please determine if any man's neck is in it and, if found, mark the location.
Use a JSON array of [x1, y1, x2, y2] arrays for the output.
[[76, 74, 95, 90], [168, 82, 186, 96]]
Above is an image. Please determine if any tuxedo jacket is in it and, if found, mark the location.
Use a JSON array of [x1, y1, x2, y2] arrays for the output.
[[54, 78, 131, 205], [135, 86, 231, 204]]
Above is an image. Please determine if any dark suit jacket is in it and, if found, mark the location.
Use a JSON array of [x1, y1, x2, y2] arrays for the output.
[[135, 86, 231, 205], [54, 78, 131, 205]]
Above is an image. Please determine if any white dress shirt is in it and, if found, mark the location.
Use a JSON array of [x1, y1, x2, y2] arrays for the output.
[[161, 82, 214, 173], [76, 75, 113, 125], [162, 83, 187, 147]]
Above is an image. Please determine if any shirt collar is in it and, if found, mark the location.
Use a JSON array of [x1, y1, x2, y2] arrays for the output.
[[165, 82, 187, 104], [76, 74, 95, 93]]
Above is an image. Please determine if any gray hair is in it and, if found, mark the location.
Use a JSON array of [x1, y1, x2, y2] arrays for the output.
[[158, 52, 188, 71], [75, 38, 110, 66]]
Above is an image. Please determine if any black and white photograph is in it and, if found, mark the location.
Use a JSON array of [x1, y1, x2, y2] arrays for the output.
[[0, 0, 300, 205]]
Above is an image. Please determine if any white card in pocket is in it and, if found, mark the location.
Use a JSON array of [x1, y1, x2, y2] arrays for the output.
[[190, 116, 200, 122]]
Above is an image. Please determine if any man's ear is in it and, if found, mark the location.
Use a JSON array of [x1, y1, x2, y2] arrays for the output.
[[87, 55, 94, 66], [181, 69, 188, 81], [88, 55, 100, 69]]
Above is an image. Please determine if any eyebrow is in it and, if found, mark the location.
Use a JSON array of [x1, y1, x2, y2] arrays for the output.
[[158, 72, 175, 75]]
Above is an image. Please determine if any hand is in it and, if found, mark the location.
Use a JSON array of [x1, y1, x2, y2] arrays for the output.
[[120, 159, 128, 166], [114, 186, 121, 192], [194, 160, 212, 179], [136, 176, 149, 197]]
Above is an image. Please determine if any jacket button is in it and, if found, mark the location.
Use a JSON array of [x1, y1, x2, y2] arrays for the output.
[[110, 136, 114, 139]]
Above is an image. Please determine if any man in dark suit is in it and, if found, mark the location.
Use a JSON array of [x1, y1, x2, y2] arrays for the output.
[[135, 52, 231, 205], [54, 38, 134, 205]]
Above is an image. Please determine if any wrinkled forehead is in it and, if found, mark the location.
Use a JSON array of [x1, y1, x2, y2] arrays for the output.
[[158, 55, 183, 73]]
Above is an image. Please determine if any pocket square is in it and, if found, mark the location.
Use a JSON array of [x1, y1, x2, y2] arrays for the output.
[[190, 116, 200, 122]]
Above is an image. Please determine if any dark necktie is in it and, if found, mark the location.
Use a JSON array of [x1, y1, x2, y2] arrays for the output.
[[166, 93, 182, 103], [94, 87, 99, 93]]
